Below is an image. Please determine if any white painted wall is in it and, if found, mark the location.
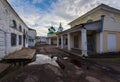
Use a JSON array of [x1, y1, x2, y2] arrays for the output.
[[28, 30, 36, 39], [36, 36, 47, 43], [0, 30, 5, 58], [28, 39, 36, 47], [0, 0, 28, 59], [28, 30, 36, 47]]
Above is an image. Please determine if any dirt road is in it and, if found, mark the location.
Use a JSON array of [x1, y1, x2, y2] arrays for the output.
[[0, 45, 119, 82]]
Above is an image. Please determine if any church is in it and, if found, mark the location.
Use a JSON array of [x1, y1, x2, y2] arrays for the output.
[[47, 23, 63, 45]]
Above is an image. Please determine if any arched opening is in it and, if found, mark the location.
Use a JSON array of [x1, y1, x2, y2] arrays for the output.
[[13, 20, 17, 28], [87, 19, 93, 23], [10, 20, 17, 28]]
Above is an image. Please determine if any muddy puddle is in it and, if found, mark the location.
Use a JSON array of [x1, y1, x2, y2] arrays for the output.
[[28, 54, 59, 67]]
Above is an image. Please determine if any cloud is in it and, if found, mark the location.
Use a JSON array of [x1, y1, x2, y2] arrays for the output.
[[7, 0, 120, 36]]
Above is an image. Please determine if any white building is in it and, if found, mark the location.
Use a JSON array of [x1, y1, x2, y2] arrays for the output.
[[0, 0, 28, 59], [36, 36, 47, 43], [28, 28, 37, 47]]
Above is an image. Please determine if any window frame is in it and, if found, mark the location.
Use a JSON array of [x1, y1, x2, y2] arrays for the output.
[[19, 35, 22, 45], [19, 25, 22, 32], [11, 33, 17, 46], [11, 20, 17, 28]]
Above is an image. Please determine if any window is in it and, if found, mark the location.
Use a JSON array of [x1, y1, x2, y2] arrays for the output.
[[19, 35, 22, 45], [11, 33, 17, 46], [23, 29, 25, 34], [19, 26, 22, 32], [10, 20, 17, 28], [109, 17, 116, 22], [109, 13, 116, 22]]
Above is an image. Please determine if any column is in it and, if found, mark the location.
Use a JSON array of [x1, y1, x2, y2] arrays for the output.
[[61, 35, 63, 49], [99, 32, 103, 53], [48, 38, 51, 45], [81, 28, 88, 56], [57, 36, 59, 47], [67, 33, 71, 50]]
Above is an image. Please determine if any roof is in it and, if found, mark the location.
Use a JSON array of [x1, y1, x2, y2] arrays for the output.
[[68, 4, 120, 25], [28, 28, 36, 31], [4, 0, 28, 28], [57, 20, 101, 35]]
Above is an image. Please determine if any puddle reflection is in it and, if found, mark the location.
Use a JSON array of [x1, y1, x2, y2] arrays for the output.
[[29, 54, 59, 67]]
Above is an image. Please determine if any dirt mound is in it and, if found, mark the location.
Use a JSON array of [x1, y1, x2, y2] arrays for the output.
[[0, 64, 64, 82]]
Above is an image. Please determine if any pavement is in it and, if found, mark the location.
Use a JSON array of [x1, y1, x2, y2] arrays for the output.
[[0, 45, 119, 82], [3, 48, 36, 60]]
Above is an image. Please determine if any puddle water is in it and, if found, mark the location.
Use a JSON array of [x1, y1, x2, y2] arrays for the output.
[[28, 54, 59, 67]]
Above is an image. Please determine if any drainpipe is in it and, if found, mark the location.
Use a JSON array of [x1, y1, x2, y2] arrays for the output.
[[99, 15, 105, 53], [100, 15, 105, 32]]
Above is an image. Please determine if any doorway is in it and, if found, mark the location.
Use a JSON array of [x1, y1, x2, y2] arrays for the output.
[[87, 32, 96, 52], [74, 35, 79, 48]]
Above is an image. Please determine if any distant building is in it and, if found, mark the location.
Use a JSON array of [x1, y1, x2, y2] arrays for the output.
[[47, 26, 57, 45], [57, 22, 63, 32], [0, 0, 28, 59], [28, 28, 37, 47], [36, 36, 47, 43], [47, 23, 63, 45]]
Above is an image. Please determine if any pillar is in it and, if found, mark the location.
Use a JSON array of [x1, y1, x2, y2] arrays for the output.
[[81, 28, 87, 56], [99, 32, 103, 53], [67, 33, 71, 50], [57, 36, 59, 47], [61, 35, 63, 49], [48, 38, 51, 45]]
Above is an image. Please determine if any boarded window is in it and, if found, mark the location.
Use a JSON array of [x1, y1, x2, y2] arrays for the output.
[[11, 33, 17, 46], [19, 35, 22, 45]]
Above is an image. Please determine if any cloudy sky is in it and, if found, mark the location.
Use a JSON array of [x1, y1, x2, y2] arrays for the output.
[[7, 0, 120, 36]]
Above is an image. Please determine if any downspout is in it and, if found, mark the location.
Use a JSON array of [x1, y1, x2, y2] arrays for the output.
[[100, 15, 105, 32], [99, 15, 105, 53]]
